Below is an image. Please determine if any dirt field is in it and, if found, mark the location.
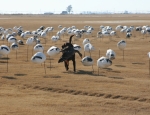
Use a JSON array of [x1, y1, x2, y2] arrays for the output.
[[1, 14, 150, 115]]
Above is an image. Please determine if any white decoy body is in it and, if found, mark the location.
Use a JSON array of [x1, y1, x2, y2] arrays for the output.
[[47, 46, 60, 56], [146, 27, 150, 33], [83, 38, 90, 45], [8, 36, 17, 43], [102, 31, 110, 37], [72, 26, 76, 29], [0, 34, 5, 41], [58, 25, 62, 29], [147, 52, 150, 58], [81, 56, 94, 66], [34, 44, 44, 52], [135, 26, 142, 31], [13, 26, 18, 31], [120, 29, 126, 33], [84, 43, 94, 52], [116, 25, 123, 31], [31, 52, 46, 64], [0, 45, 10, 55], [110, 31, 116, 36], [141, 30, 147, 35], [17, 40, 24, 45], [40, 31, 47, 38], [12, 32, 17, 37], [84, 25, 89, 30], [6, 34, 13, 40], [117, 40, 126, 50], [97, 31, 102, 38], [106, 49, 116, 60], [97, 56, 112, 68], [73, 44, 81, 51], [100, 25, 105, 30], [56, 31, 61, 36], [85, 30, 92, 36], [26, 37, 35, 45], [126, 32, 132, 38], [67, 30, 73, 35], [11, 43, 18, 50], [20, 33, 26, 39], [51, 36, 59, 42]]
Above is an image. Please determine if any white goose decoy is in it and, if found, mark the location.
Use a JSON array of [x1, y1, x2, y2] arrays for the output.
[[13, 26, 18, 31], [26, 37, 35, 45], [123, 26, 128, 30], [126, 32, 132, 38], [55, 35, 60, 40], [47, 46, 60, 57], [8, 36, 17, 43], [47, 46, 60, 70], [48, 27, 54, 32], [84, 43, 94, 57], [31, 52, 46, 64], [120, 28, 126, 33], [106, 49, 116, 60], [84, 25, 89, 30], [81, 56, 94, 66], [56, 31, 61, 36], [102, 30, 110, 36], [31, 52, 47, 74], [10, 43, 19, 59], [72, 26, 76, 29], [135, 26, 142, 31], [146, 27, 150, 33], [84, 43, 94, 52], [6, 34, 13, 40], [141, 29, 147, 38], [85, 30, 92, 36], [1, 34, 5, 41], [83, 38, 90, 45], [24, 31, 32, 36], [11, 43, 18, 50], [100, 25, 105, 30], [17, 40, 24, 45], [147, 52, 150, 58], [60, 29, 65, 36], [58, 25, 62, 29], [97, 56, 112, 68], [18, 26, 23, 31], [20, 33, 26, 39], [73, 44, 81, 51], [117, 40, 126, 61], [26, 37, 35, 61], [116, 25, 123, 31], [12, 32, 17, 37], [0, 45, 10, 55], [51, 36, 59, 42], [97, 31, 102, 38], [40, 31, 47, 38], [34, 44, 44, 52], [110, 31, 116, 36], [0, 45, 11, 72], [3, 30, 8, 35], [67, 30, 73, 35], [117, 40, 126, 50]]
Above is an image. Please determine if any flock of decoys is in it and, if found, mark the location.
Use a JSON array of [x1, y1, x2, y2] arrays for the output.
[[0, 24, 150, 75]]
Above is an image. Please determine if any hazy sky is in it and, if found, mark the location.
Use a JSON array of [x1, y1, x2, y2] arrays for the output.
[[0, 0, 150, 13]]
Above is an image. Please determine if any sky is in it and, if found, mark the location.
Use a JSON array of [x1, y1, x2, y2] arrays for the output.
[[0, 0, 150, 14]]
